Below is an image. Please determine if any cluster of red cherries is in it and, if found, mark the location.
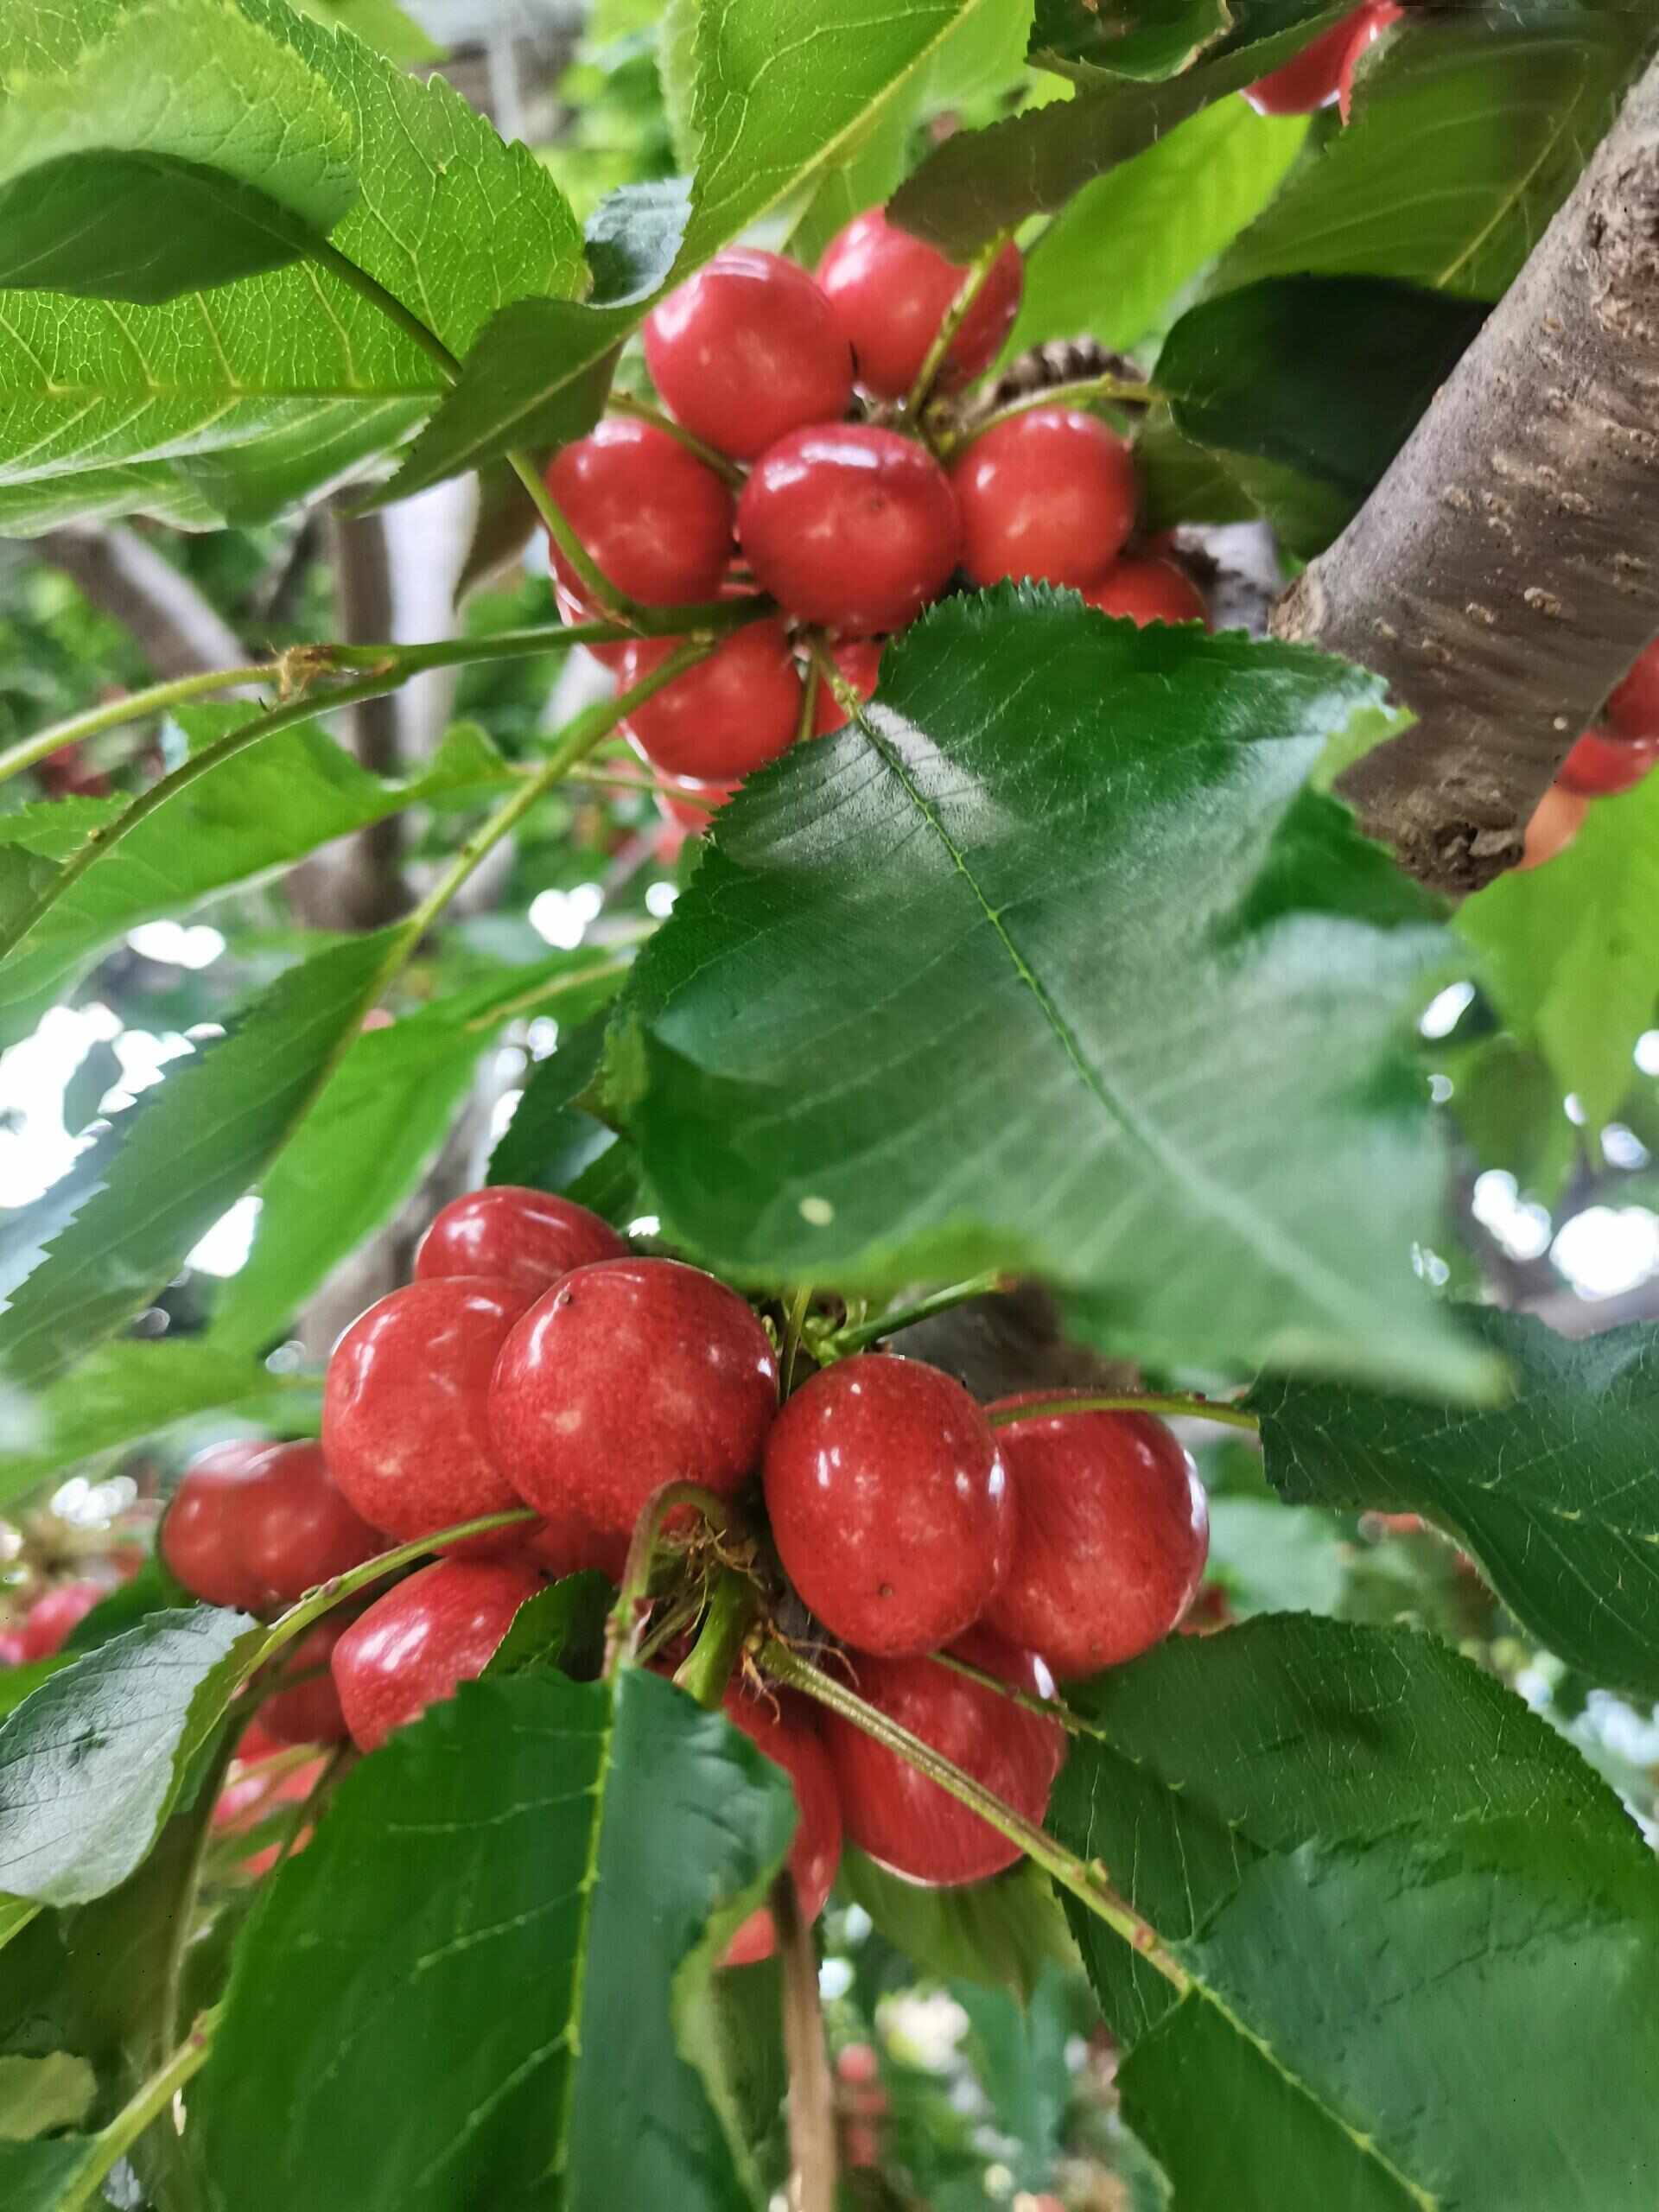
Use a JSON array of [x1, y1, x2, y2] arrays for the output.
[[149, 1184, 1208, 1953], [1520, 639, 1659, 871], [546, 207, 1210, 842]]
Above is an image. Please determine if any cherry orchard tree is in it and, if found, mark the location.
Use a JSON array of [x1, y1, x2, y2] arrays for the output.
[[0, 1, 1657, 2207]]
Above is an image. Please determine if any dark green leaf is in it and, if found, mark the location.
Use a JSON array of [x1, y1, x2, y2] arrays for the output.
[[487, 1007, 618, 1192], [1251, 1311, 1659, 1695], [0, 2134, 97, 2207], [1030, 0, 1337, 84], [1131, 406, 1259, 533], [953, 1968, 1076, 2190], [618, 588, 1489, 1398], [194, 1667, 794, 2210], [0, 932, 393, 1389], [483, 1572, 613, 1679], [841, 1851, 1076, 2002], [1155, 277, 1486, 559]]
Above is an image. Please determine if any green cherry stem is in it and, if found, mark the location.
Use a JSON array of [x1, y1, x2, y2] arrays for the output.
[[57, 2003, 225, 2212], [942, 372, 1163, 455], [779, 1284, 817, 1394], [607, 391, 747, 487], [673, 1568, 758, 1710], [902, 231, 1012, 426], [259, 1509, 537, 1662], [985, 1391, 1260, 1433], [607, 1481, 734, 1680], [821, 1271, 1007, 1355], [0, 664, 274, 787]]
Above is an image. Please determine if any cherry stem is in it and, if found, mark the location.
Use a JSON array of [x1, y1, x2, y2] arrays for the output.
[[258, 1508, 537, 1662], [673, 1568, 756, 1711], [928, 1647, 1098, 1738], [943, 372, 1163, 454], [607, 391, 747, 487], [760, 1638, 1189, 1993], [507, 452, 639, 626], [779, 1284, 816, 1393], [0, 664, 273, 787], [985, 1391, 1260, 1433], [775, 1867, 837, 2212], [55, 2002, 224, 2212], [607, 1483, 734, 1681], [903, 231, 1012, 427], [822, 1271, 1007, 1355]]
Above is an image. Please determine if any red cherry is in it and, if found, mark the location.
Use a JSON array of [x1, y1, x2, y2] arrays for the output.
[[812, 639, 884, 735], [323, 1279, 535, 1551], [18, 1580, 105, 1660], [232, 1716, 286, 1765], [1555, 725, 1659, 798], [416, 1187, 626, 1295], [214, 1754, 327, 1834], [816, 210, 1022, 400], [738, 425, 961, 633], [720, 1687, 842, 1967], [620, 622, 804, 780], [523, 1507, 631, 1584], [656, 775, 737, 838], [1606, 638, 1659, 741], [1176, 1581, 1235, 1637], [952, 409, 1136, 589], [161, 1440, 278, 1611], [555, 583, 629, 672], [0, 1631, 28, 1666], [982, 1397, 1209, 1677], [1243, 5, 1376, 114], [821, 1627, 1065, 1886], [763, 1356, 1010, 1656], [644, 249, 855, 461], [258, 1619, 352, 1745], [1338, 0, 1404, 120], [1083, 555, 1210, 629], [1517, 784, 1587, 871], [239, 1441, 385, 1607], [545, 419, 734, 607], [331, 1559, 543, 1753], [488, 1258, 779, 1538], [836, 2044, 880, 2089]]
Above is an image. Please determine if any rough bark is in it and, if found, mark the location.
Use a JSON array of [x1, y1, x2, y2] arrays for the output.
[[1273, 54, 1659, 893], [37, 523, 248, 682]]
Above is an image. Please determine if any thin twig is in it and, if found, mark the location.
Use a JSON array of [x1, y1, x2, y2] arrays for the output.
[[775, 1870, 837, 2212]]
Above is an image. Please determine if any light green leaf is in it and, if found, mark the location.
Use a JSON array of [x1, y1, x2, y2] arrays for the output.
[[841, 1850, 1076, 2002], [1029, 0, 1312, 83], [0, 2052, 96, 2140], [618, 587, 1491, 1399], [287, 0, 439, 63], [1205, 1496, 1346, 1618]]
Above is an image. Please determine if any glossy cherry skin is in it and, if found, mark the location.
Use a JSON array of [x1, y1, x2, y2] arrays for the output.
[[258, 1620, 353, 1746], [812, 639, 884, 735], [953, 410, 1136, 589], [645, 249, 855, 461], [240, 1441, 385, 1605], [822, 1627, 1065, 1886], [738, 425, 961, 634], [523, 1506, 631, 1584], [1606, 638, 1659, 741], [160, 1439, 279, 1611], [620, 621, 804, 780], [331, 1559, 543, 1753], [1243, 5, 1376, 114], [721, 1687, 843, 1967], [18, 1580, 105, 1660], [323, 1278, 535, 1549], [1338, 0, 1403, 120], [982, 1397, 1209, 1677], [545, 419, 734, 607], [1555, 725, 1659, 798], [1084, 555, 1210, 629], [817, 210, 1022, 399], [489, 1258, 780, 1537], [1517, 784, 1587, 871], [763, 1355, 1011, 1657], [415, 1186, 626, 1295]]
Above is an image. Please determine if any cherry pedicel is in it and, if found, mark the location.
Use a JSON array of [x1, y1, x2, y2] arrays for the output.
[[1084, 556, 1210, 629], [620, 621, 804, 781], [644, 248, 854, 462], [545, 418, 734, 607], [982, 1396, 1209, 1677], [952, 408, 1137, 590], [331, 1558, 543, 1753], [488, 1257, 779, 1537], [1605, 638, 1659, 741], [812, 639, 884, 735], [816, 208, 1022, 400], [554, 583, 629, 672], [737, 424, 961, 635], [720, 1687, 842, 1967], [1554, 726, 1659, 799], [821, 1627, 1065, 1887], [763, 1354, 1011, 1657], [415, 1186, 626, 1295]]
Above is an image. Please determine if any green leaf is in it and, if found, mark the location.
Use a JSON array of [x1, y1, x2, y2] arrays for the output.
[[1007, 99, 1307, 359], [0, 0, 357, 302], [0, 1340, 308, 1508], [1131, 405, 1259, 532], [617, 588, 1490, 1398], [0, 1607, 261, 1907], [0, 2134, 97, 2207], [0, 931, 394, 1389], [0, 2050, 96, 2139], [483, 1572, 613, 1681], [1211, 4, 1653, 303], [1205, 1496, 1346, 1618], [1251, 1310, 1659, 1696], [288, 0, 439, 64], [1031, 0, 1235, 83], [1154, 276, 1487, 559], [487, 1007, 620, 1193], [194, 1667, 795, 2210], [208, 950, 626, 1354], [1458, 772, 1659, 1129], [841, 1850, 1076, 2002]]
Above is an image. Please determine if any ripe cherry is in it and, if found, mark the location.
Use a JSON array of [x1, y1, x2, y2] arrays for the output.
[[982, 1397, 1209, 1677], [1606, 638, 1659, 741], [416, 1186, 626, 1295], [324, 1278, 535, 1550], [720, 1687, 842, 1967], [816, 209, 1022, 400], [1554, 726, 1659, 798], [545, 419, 734, 607], [1243, 4, 1380, 115], [1338, 0, 1403, 120], [489, 1257, 779, 1537], [523, 1506, 631, 1584], [1517, 784, 1587, 871], [821, 1627, 1065, 1886], [18, 1580, 105, 1660], [738, 425, 961, 633], [257, 1619, 353, 1746], [331, 1558, 543, 1753], [952, 409, 1136, 589], [812, 639, 884, 735], [764, 1355, 1010, 1656], [161, 1440, 279, 1611], [620, 621, 804, 780], [645, 249, 854, 461], [240, 1441, 385, 1605], [1084, 555, 1210, 628], [656, 775, 737, 839]]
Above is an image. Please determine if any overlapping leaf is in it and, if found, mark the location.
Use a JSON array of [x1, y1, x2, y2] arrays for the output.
[[1029, 0, 1336, 85]]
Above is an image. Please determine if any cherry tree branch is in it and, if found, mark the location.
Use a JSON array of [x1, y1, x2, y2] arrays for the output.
[[1273, 54, 1659, 893]]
